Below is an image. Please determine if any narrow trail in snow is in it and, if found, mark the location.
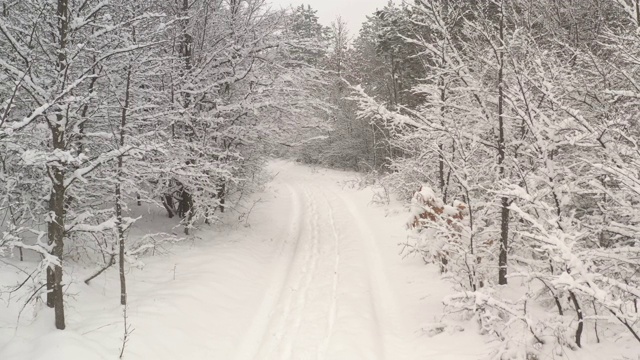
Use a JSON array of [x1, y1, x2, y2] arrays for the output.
[[235, 167, 398, 360], [228, 162, 492, 360]]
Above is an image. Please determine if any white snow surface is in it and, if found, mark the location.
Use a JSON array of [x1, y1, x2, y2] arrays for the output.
[[0, 161, 494, 359]]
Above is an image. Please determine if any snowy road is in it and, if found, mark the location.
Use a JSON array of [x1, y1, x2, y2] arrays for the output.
[[236, 175, 398, 359], [0, 161, 490, 360], [230, 161, 488, 360]]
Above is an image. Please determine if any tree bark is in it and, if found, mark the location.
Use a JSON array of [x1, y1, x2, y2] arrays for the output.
[[218, 181, 226, 213], [498, 198, 510, 285], [569, 291, 583, 347], [115, 66, 132, 306], [496, 0, 510, 286], [162, 193, 175, 218], [48, 175, 66, 330], [46, 0, 70, 330]]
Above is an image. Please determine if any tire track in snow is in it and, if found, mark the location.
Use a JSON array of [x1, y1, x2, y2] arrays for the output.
[[234, 184, 304, 360], [318, 190, 341, 360], [281, 187, 321, 360], [330, 189, 402, 359], [237, 185, 324, 360], [265, 187, 315, 359]]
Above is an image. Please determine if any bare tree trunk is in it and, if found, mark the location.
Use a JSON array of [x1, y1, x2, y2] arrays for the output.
[[177, 186, 193, 219], [48, 174, 66, 330], [438, 42, 447, 200], [115, 66, 132, 306], [372, 123, 377, 168], [498, 198, 510, 285], [116, 186, 127, 306], [496, 0, 510, 286], [390, 53, 399, 108], [569, 291, 583, 347], [46, 0, 70, 330], [438, 144, 445, 196], [218, 181, 226, 213], [162, 193, 176, 218], [177, 0, 195, 224], [592, 300, 600, 343]]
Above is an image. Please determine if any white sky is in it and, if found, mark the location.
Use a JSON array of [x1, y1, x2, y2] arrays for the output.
[[267, 0, 393, 35]]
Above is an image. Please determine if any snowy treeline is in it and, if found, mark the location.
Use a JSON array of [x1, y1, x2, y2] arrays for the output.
[[0, 0, 327, 331], [303, 0, 640, 358]]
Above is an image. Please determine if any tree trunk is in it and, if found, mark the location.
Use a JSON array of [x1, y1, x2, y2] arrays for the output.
[[218, 181, 226, 213], [498, 197, 510, 285], [115, 66, 132, 306], [116, 182, 127, 306], [46, 0, 69, 331], [177, 186, 193, 219], [438, 42, 447, 201], [48, 135, 66, 330], [162, 193, 175, 218], [569, 291, 583, 348], [438, 144, 445, 197], [496, 0, 510, 286]]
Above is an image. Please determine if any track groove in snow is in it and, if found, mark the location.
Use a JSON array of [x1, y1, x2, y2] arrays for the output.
[[234, 183, 304, 360], [319, 190, 341, 359], [323, 188, 386, 360], [333, 190, 402, 348], [280, 188, 321, 359]]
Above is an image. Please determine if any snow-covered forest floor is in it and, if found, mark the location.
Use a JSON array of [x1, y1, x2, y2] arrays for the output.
[[1, 161, 636, 360]]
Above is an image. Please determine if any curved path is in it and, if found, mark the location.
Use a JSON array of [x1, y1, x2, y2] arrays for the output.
[[235, 169, 400, 360]]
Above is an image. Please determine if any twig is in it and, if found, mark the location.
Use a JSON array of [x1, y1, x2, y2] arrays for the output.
[[119, 304, 134, 359], [84, 254, 116, 284], [242, 198, 263, 226]]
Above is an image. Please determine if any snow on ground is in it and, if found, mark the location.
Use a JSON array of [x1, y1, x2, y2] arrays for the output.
[[3, 160, 632, 360], [233, 162, 491, 360]]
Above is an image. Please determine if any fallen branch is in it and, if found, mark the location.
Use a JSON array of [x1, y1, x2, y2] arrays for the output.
[[84, 254, 116, 284]]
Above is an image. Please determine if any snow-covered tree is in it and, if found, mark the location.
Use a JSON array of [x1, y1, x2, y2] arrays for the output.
[[351, 0, 640, 356], [0, 0, 332, 331]]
